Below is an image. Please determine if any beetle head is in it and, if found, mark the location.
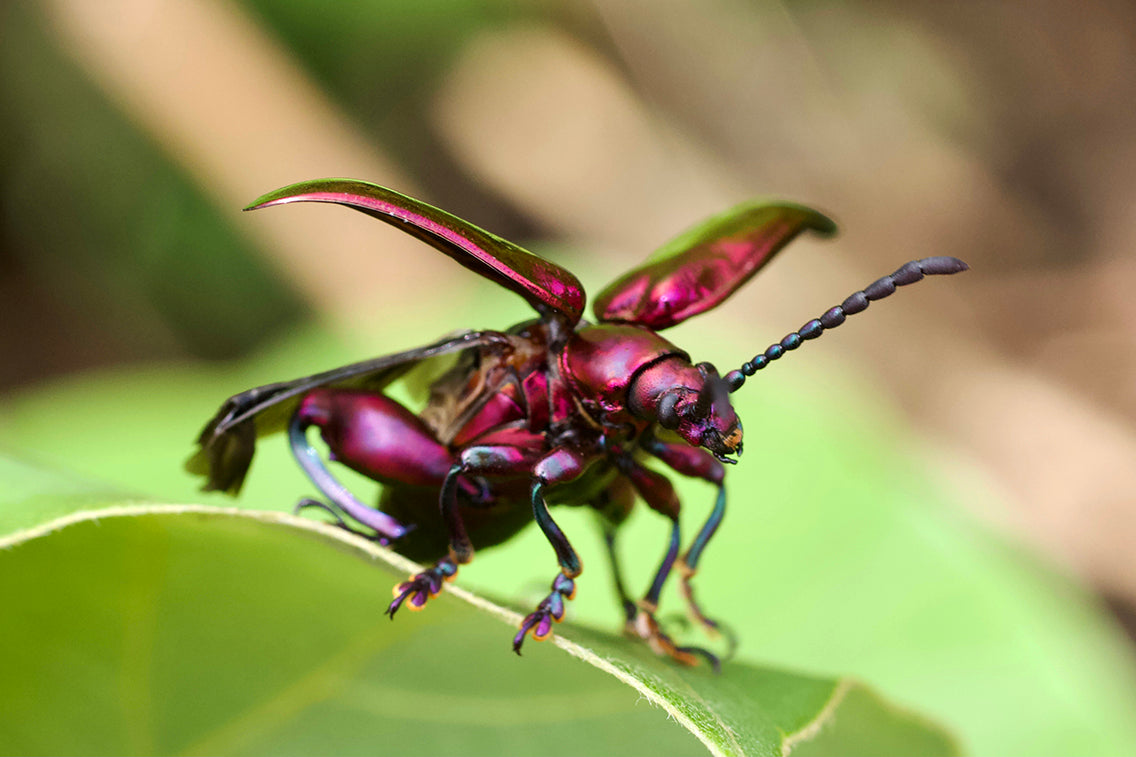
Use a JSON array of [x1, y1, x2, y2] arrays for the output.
[[630, 359, 743, 463]]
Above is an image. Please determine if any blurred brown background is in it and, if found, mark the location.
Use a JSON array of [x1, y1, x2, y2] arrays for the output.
[[2, 0, 1135, 632]]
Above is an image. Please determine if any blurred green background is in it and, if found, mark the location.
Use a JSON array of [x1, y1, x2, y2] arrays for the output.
[[3, 1, 1136, 754]]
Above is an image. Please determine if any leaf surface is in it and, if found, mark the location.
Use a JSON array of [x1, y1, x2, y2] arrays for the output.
[[0, 494, 956, 756]]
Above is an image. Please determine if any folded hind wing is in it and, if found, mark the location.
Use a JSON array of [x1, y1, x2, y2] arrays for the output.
[[186, 330, 509, 495]]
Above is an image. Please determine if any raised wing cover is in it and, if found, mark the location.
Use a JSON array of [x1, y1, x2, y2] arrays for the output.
[[593, 201, 836, 330], [248, 179, 585, 324]]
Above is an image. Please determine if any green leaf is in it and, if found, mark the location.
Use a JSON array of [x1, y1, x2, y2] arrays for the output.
[[3, 313, 1136, 755], [0, 487, 956, 755], [0, 454, 133, 536]]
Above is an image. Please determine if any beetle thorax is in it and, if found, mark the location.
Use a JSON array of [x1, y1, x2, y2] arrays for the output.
[[559, 324, 688, 426]]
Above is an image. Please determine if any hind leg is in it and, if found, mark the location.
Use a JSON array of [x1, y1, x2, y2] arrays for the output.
[[293, 496, 379, 541], [290, 388, 456, 542]]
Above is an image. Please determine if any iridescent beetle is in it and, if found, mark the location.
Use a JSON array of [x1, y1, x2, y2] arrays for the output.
[[187, 179, 967, 667]]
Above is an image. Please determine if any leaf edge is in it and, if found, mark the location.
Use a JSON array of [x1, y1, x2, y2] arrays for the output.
[[0, 503, 730, 756]]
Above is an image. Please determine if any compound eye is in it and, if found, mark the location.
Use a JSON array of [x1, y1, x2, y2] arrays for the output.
[[657, 391, 681, 430], [693, 362, 722, 418]]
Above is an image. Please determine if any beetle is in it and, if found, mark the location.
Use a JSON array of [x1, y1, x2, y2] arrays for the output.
[[187, 178, 967, 667]]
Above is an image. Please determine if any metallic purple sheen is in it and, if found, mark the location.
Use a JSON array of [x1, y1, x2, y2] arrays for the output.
[[560, 324, 688, 417], [298, 390, 453, 488], [246, 179, 586, 324], [627, 358, 741, 457], [458, 443, 537, 476], [533, 446, 596, 485], [647, 440, 725, 486], [593, 202, 836, 330], [450, 392, 525, 447], [192, 176, 967, 667]]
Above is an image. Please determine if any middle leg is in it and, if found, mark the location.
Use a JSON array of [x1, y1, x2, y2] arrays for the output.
[[387, 440, 541, 617], [618, 454, 720, 668], [592, 477, 638, 625]]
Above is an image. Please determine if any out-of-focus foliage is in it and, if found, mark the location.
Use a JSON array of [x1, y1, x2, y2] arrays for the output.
[[3, 0, 1136, 754], [0, 4, 304, 382], [241, 0, 542, 174]]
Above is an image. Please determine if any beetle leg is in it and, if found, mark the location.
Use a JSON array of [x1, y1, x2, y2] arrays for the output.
[[387, 552, 460, 616], [677, 484, 736, 655], [617, 457, 719, 668], [513, 482, 579, 655], [390, 443, 539, 618], [386, 463, 471, 617], [641, 432, 736, 654], [292, 496, 387, 543], [513, 447, 599, 654], [600, 526, 637, 624], [514, 572, 577, 652], [617, 458, 680, 615], [289, 407, 412, 542], [291, 388, 465, 545], [592, 478, 638, 623]]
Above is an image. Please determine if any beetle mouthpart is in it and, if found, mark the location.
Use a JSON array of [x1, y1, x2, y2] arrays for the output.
[[703, 427, 741, 464], [723, 425, 743, 453]]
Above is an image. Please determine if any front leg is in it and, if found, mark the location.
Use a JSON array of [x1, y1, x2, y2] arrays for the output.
[[617, 454, 721, 669], [513, 447, 598, 654], [641, 432, 734, 653]]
